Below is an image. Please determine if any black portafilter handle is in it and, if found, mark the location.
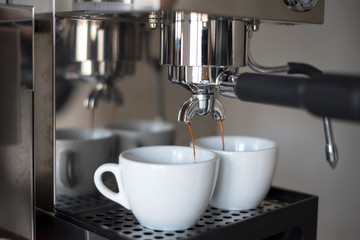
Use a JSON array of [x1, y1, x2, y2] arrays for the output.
[[234, 72, 360, 122]]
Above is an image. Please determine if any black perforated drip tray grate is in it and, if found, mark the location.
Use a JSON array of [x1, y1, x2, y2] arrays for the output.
[[55, 187, 317, 240]]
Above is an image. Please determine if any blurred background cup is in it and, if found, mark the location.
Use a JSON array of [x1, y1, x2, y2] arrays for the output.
[[94, 146, 219, 230], [193, 136, 278, 210], [56, 128, 116, 196], [104, 120, 175, 156]]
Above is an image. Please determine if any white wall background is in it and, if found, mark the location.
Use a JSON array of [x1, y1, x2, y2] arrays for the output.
[[220, 0, 360, 239], [54, 0, 360, 239]]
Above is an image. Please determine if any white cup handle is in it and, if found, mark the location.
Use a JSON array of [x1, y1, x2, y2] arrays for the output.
[[94, 163, 131, 209]]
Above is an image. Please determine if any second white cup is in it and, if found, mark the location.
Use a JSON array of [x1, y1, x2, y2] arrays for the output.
[[94, 146, 219, 230], [104, 120, 175, 156], [193, 136, 278, 210], [56, 128, 116, 196]]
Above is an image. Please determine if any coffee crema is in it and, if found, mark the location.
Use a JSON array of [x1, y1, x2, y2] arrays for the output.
[[109, 104, 118, 127], [90, 108, 96, 131]]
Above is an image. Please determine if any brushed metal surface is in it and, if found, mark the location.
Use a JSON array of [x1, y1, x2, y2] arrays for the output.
[[0, 3, 34, 91], [160, 12, 246, 67], [0, 27, 20, 145], [59, 0, 324, 24], [60, 18, 141, 83], [34, 12, 56, 213], [171, 0, 324, 24], [0, 5, 34, 240]]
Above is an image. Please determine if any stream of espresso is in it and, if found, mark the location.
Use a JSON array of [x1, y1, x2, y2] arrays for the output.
[[217, 119, 225, 151], [109, 104, 118, 127], [187, 123, 196, 161], [186, 120, 225, 162], [90, 108, 95, 132], [187, 120, 225, 162], [90, 105, 117, 135]]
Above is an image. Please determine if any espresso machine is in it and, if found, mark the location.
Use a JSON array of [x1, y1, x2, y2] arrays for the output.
[[1, 0, 360, 239]]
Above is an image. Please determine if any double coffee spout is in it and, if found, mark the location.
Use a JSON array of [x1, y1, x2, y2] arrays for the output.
[[178, 94, 225, 124], [83, 82, 122, 109]]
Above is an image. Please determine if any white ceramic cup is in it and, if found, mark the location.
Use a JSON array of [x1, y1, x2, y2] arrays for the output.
[[94, 146, 219, 230], [56, 128, 115, 196], [104, 120, 175, 154], [193, 136, 278, 210]]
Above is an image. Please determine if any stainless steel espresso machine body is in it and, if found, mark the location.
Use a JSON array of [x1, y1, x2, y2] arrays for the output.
[[3, 0, 352, 239]]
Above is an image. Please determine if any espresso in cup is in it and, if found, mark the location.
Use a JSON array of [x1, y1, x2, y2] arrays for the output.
[[94, 146, 219, 230], [193, 136, 278, 210], [56, 128, 115, 196]]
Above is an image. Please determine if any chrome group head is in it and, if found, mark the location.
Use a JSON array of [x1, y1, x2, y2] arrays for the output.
[[159, 11, 247, 123]]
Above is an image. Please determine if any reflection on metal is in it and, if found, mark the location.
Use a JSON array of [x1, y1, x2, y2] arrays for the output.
[[0, 3, 34, 90], [34, 12, 55, 214], [56, 17, 143, 108], [161, 12, 246, 96], [0, 4, 34, 239], [58, 18, 142, 83], [160, 12, 246, 68]]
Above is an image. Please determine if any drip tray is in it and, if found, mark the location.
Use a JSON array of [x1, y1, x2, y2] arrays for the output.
[[55, 187, 318, 240]]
